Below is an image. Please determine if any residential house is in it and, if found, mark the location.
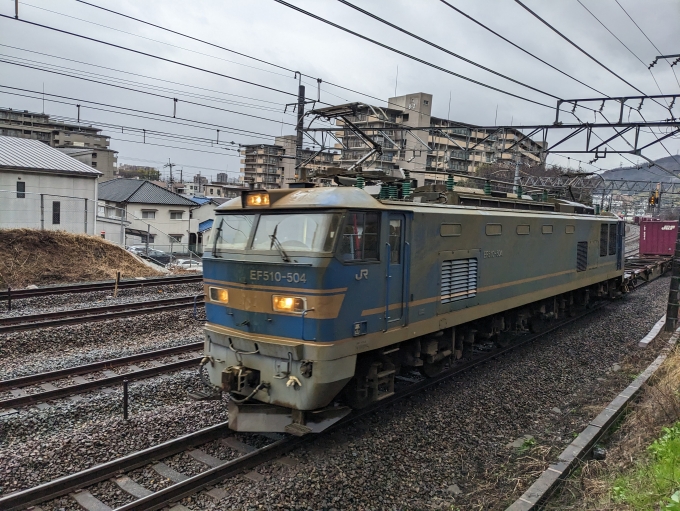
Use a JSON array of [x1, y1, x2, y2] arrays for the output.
[[0, 135, 101, 234], [97, 178, 198, 251]]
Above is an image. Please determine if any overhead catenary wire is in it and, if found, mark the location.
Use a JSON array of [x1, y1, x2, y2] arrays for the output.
[[436, 0, 610, 98], [271, 0, 558, 110], [17, 1, 296, 80], [571, 0, 678, 167], [0, 14, 300, 99], [614, 0, 680, 89], [0, 58, 297, 126], [107, 136, 241, 156], [119, 156, 239, 176], [575, 0, 669, 104], [49, 115, 243, 149], [70, 0, 599, 124], [336, 0, 563, 101], [0, 87, 278, 141], [513, 0, 653, 99], [0, 44, 287, 107], [73, 0, 297, 76]]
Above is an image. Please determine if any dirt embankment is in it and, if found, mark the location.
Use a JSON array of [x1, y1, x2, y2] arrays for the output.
[[0, 229, 162, 288]]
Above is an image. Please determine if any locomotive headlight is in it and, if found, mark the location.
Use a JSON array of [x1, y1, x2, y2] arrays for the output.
[[209, 287, 229, 303], [272, 295, 306, 314], [246, 192, 270, 207]]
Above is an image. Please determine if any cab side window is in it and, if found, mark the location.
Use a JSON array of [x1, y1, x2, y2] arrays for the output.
[[340, 211, 379, 261]]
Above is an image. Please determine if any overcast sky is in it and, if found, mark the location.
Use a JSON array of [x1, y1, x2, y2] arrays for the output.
[[1, 0, 678, 181]]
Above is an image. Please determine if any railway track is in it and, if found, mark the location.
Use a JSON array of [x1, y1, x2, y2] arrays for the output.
[[0, 302, 611, 511], [0, 274, 203, 302], [0, 342, 204, 410], [0, 295, 204, 334], [1, 260, 669, 511]]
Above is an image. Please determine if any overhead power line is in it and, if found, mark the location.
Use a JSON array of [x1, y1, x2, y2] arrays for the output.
[[513, 0, 652, 97], [49, 114, 243, 149], [575, 0, 669, 102], [0, 86, 278, 140], [74, 0, 296, 76], [0, 43, 289, 108], [0, 14, 298, 98], [336, 0, 561, 101], [0, 58, 297, 126], [272, 0, 558, 109], [436, 0, 609, 98], [19, 1, 295, 80], [70, 0, 467, 120], [613, 0, 680, 89]]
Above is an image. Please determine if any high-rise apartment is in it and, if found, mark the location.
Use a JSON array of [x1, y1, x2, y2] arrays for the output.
[[319, 92, 546, 186], [0, 108, 118, 181]]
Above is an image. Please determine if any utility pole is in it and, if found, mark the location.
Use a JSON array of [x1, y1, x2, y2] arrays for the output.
[[164, 159, 175, 190], [513, 134, 521, 196], [296, 84, 306, 183], [651, 158, 680, 331]]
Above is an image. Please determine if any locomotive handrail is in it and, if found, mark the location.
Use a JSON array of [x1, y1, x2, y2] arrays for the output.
[[384, 242, 391, 332], [403, 241, 411, 327], [301, 308, 316, 341]]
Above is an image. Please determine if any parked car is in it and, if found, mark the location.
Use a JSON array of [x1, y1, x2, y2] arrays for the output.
[[167, 258, 203, 271], [127, 245, 173, 265]]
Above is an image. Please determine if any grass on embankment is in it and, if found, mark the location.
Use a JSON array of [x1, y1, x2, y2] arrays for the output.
[[545, 345, 680, 510], [610, 422, 680, 510]]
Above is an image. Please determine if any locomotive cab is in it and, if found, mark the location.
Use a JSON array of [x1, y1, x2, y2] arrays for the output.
[[202, 188, 403, 434]]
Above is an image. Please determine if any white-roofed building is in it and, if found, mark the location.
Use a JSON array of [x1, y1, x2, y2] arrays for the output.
[[0, 135, 102, 234]]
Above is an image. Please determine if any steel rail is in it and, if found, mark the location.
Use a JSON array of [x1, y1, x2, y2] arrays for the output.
[[1, 268, 667, 511], [0, 274, 203, 301], [0, 356, 202, 409], [0, 342, 203, 392], [0, 304, 613, 511], [116, 303, 611, 511], [0, 296, 204, 334], [0, 295, 201, 326], [0, 421, 232, 511]]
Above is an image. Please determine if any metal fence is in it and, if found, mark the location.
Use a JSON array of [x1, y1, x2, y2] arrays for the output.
[[1, 190, 203, 269], [0, 189, 96, 234], [97, 203, 203, 267]]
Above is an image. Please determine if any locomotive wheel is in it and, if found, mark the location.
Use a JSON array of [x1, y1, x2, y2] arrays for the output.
[[343, 376, 373, 409], [343, 358, 373, 409], [419, 359, 445, 377]]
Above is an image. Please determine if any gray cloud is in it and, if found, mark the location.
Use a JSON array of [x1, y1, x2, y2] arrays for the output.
[[1, 0, 678, 179]]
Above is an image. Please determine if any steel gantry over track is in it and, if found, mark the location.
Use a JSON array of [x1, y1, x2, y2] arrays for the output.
[[300, 93, 680, 181]]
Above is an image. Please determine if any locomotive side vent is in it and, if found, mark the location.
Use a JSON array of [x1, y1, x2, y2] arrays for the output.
[[441, 258, 478, 303], [577, 241, 588, 272]]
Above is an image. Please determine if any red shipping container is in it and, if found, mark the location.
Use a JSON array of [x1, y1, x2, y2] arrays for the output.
[[639, 220, 678, 256]]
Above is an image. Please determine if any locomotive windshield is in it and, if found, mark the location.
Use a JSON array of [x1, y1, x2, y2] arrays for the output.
[[213, 212, 341, 255]]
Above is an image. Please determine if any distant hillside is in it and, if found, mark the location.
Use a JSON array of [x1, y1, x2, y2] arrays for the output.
[[601, 155, 680, 183]]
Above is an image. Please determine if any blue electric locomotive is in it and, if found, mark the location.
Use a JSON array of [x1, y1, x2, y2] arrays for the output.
[[201, 186, 624, 434]]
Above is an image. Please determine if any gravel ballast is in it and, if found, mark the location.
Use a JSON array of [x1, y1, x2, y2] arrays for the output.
[[1, 276, 670, 510], [0, 282, 203, 319], [182, 276, 670, 510], [0, 309, 203, 379]]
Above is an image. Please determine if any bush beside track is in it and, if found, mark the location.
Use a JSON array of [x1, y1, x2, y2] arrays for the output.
[[0, 229, 162, 288]]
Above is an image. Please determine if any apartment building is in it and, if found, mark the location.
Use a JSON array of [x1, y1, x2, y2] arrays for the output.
[[321, 92, 545, 186], [240, 143, 285, 189], [239, 137, 337, 189], [0, 108, 118, 181], [275, 135, 337, 186]]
